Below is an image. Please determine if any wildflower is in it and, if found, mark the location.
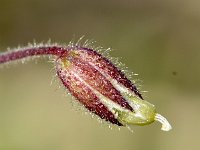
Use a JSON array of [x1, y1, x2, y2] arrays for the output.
[[56, 47, 172, 131], [0, 41, 172, 131]]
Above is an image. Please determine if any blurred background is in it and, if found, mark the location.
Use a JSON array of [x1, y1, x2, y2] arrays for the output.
[[0, 0, 200, 150]]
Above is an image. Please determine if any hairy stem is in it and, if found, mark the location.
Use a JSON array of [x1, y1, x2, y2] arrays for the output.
[[0, 46, 69, 64]]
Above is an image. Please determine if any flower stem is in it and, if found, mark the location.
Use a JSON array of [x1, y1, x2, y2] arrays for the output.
[[0, 46, 68, 64]]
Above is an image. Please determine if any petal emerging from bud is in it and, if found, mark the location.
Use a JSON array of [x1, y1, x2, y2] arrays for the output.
[[56, 47, 172, 131]]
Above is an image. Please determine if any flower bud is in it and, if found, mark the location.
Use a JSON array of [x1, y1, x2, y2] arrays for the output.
[[56, 47, 172, 131]]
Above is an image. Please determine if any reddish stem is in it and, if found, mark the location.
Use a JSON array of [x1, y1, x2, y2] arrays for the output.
[[0, 46, 69, 64]]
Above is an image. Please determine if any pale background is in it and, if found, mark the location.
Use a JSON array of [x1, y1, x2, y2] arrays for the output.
[[0, 0, 200, 150]]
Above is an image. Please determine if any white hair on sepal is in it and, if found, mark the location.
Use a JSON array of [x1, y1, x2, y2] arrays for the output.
[[66, 37, 144, 100]]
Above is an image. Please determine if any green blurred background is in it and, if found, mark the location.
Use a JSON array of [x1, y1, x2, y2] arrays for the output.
[[0, 0, 200, 150]]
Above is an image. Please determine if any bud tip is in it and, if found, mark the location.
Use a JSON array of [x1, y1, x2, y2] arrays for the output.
[[155, 113, 172, 131]]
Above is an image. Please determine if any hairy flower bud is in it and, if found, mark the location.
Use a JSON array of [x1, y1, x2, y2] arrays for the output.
[[56, 47, 172, 131], [0, 41, 172, 131]]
